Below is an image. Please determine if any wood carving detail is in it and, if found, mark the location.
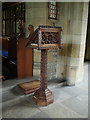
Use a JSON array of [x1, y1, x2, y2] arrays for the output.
[[42, 32, 59, 44], [26, 25, 63, 106]]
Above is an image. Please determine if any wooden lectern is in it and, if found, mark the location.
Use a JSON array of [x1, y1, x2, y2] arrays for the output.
[[26, 25, 62, 106]]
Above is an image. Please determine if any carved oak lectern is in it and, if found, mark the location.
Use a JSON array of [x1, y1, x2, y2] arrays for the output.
[[26, 25, 62, 106]]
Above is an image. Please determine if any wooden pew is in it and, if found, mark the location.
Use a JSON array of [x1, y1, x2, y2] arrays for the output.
[[8, 36, 17, 60], [2, 23, 33, 79], [17, 24, 34, 79], [1, 36, 33, 79], [2, 36, 10, 51], [17, 38, 33, 79]]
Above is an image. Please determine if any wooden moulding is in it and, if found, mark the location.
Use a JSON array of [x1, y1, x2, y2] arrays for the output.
[[27, 44, 60, 49], [18, 80, 41, 95]]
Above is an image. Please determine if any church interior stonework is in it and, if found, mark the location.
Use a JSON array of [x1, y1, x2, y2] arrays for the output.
[[25, 2, 89, 85], [0, 1, 90, 119]]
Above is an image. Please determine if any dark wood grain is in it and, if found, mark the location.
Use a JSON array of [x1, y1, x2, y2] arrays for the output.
[[17, 38, 33, 78], [18, 80, 40, 94], [26, 25, 63, 106], [33, 49, 54, 106]]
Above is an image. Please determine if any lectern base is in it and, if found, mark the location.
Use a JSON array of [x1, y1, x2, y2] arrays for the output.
[[33, 88, 54, 106]]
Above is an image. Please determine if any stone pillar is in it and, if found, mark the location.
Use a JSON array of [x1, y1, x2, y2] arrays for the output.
[[56, 2, 89, 85]]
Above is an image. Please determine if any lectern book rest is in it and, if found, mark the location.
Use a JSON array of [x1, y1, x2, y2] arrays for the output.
[[26, 25, 62, 49]]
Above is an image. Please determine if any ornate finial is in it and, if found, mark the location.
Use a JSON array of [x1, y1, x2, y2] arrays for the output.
[[28, 24, 34, 38], [18, 19, 24, 38]]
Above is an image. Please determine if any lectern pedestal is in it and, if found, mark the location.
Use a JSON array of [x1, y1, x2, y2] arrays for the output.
[[33, 49, 54, 106]]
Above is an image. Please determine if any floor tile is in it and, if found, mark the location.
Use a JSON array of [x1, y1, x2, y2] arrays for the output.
[[76, 82, 88, 91], [51, 87, 72, 102], [2, 99, 41, 118], [60, 86, 86, 97], [76, 90, 88, 105], [61, 97, 88, 117], [38, 102, 83, 118], [31, 111, 51, 118]]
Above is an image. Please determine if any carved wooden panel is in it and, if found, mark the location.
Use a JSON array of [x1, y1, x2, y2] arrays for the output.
[[26, 25, 62, 49]]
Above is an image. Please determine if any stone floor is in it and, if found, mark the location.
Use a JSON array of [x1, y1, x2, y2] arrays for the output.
[[0, 62, 89, 118]]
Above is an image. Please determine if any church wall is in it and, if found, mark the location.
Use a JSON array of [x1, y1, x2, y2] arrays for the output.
[[85, 3, 90, 61], [25, 2, 89, 84], [56, 2, 88, 85], [25, 2, 57, 80]]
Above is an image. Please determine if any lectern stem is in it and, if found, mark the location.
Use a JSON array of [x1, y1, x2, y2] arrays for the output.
[[41, 49, 48, 89], [33, 49, 54, 106]]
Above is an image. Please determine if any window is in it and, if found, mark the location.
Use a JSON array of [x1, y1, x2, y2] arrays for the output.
[[2, 2, 25, 36], [48, 1, 57, 20]]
